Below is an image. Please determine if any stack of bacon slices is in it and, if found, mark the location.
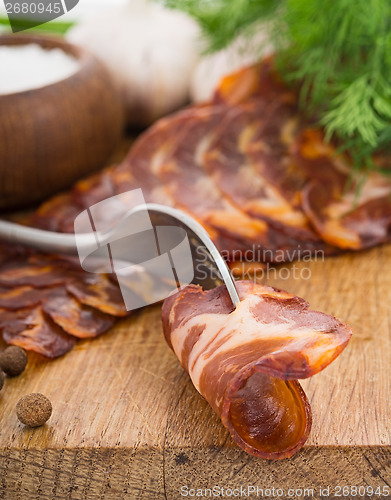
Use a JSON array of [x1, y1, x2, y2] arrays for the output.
[[25, 60, 391, 257], [0, 248, 128, 357], [1, 58, 389, 458]]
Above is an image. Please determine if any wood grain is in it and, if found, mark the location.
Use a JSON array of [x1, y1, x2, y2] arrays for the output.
[[0, 244, 390, 498]]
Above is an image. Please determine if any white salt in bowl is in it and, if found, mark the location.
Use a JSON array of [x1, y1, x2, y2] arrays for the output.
[[0, 34, 124, 210]]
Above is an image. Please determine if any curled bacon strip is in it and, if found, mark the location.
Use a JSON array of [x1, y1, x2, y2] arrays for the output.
[[162, 281, 352, 459]]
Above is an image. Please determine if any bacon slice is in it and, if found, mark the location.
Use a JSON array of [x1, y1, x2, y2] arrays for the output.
[[153, 106, 308, 261], [0, 247, 125, 355], [30, 192, 82, 233], [246, 102, 308, 223], [71, 166, 118, 210], [0, 284, 115, 342], [0, 306, 75, 358], [113, 111, 195, 205], [156, 105, 333, 262], [213, 59, 290, 106], [81, 109, 234, 251], [66, 274, 129, 317], [42, 288, 116, 338], [162, 280, 352, 459], [156, 106, 268, 245], [0, 256, 74, 288], [211, 63, 321, 238], [203, 101, 331, 253], [0, 285, 42, 309], [295, 129, 391, 249], [117, 107, 258, 256], [31, 167, 119, 234]]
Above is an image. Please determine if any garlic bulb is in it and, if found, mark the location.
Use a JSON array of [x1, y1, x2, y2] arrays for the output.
[[190, 29, 272, 103], [68, 0, 201, 126]]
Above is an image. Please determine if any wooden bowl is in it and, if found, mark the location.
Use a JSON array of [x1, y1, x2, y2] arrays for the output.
[[0, 34, 124, 210]]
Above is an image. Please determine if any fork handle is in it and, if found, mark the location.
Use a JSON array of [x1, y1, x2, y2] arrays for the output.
[[0, 219, 86, 255]]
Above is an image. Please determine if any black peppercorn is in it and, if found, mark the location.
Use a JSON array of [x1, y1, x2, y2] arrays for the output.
[[0, 346, 27, 376], [16, 393, 52, 427]]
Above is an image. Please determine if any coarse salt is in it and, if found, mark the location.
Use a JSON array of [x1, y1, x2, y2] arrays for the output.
[[0, 43, 80, 95]]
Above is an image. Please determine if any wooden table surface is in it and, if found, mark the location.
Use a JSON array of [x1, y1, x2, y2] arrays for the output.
[[0, 240, 390, 498]]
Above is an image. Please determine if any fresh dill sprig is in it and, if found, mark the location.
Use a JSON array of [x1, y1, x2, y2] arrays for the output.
[[164, 0, 391, 174]]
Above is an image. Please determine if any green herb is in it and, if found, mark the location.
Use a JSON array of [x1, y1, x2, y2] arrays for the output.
[[0, 16, 74, 34], [164, 0, 391, 174]]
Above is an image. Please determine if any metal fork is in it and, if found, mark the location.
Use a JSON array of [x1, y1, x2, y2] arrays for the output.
[[0, 203, 240, 307]]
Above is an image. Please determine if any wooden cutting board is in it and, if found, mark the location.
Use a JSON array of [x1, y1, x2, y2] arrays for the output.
[[0, 242, 390, 498]]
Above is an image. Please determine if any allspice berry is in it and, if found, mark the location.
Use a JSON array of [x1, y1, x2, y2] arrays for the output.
[[16, 393, 52, 427], [0, 370, 4, 391], [0, 346, 27, 376]]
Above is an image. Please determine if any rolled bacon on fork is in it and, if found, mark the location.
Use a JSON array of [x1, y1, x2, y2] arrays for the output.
[[161, 280, 352, 459]]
